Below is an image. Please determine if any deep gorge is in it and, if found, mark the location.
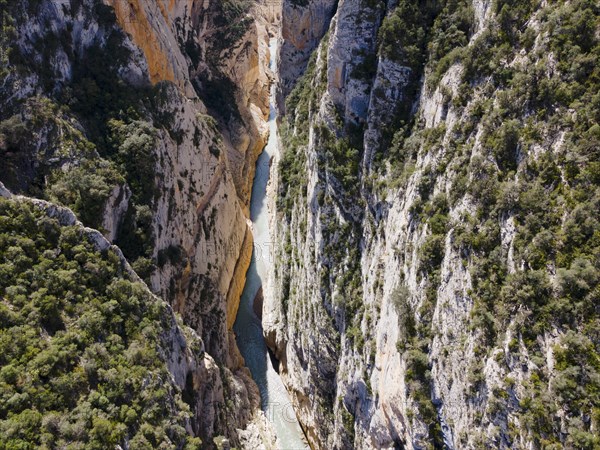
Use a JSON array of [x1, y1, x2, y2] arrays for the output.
[[0, 0, 599, 449], [233, 35, 309, 449]]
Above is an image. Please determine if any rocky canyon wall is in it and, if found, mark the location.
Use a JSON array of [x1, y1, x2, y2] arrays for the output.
[[266, 0, 600, 448], [0, 0, 280, 446]]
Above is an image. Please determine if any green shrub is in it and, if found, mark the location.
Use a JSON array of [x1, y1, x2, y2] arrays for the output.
[[378, 0, 435, 70], [419, 235, 445, 272], [484, 119, 520, 173], [108, 119, 158, 205], [48, 161, 124, 230]]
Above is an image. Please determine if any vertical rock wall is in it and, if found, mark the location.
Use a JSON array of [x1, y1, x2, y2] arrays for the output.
[[267, 0, 600, 448], [0, 0, 280, 446]]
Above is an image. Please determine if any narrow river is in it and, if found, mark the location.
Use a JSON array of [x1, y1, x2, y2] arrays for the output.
[[233, 38, 309, 450]]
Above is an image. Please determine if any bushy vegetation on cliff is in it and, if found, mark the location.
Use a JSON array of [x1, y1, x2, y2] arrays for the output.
[[278, 0, 599, 447], [381, 0, 600, 447], [0, 198, 202, 449]]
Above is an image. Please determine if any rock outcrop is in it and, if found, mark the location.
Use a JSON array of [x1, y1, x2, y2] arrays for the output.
[[277, 0, 337, 110]]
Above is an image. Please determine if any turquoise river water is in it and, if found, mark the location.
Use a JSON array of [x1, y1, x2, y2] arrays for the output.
[[233, 38, 309, 450]]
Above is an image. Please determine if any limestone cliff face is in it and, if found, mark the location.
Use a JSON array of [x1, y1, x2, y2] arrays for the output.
[[267, 0, 600, 448], [277, 0, 337, 109], [106, 0, 180, 87], [102, 0, 272, 329], [0, 0, 276, 446]]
